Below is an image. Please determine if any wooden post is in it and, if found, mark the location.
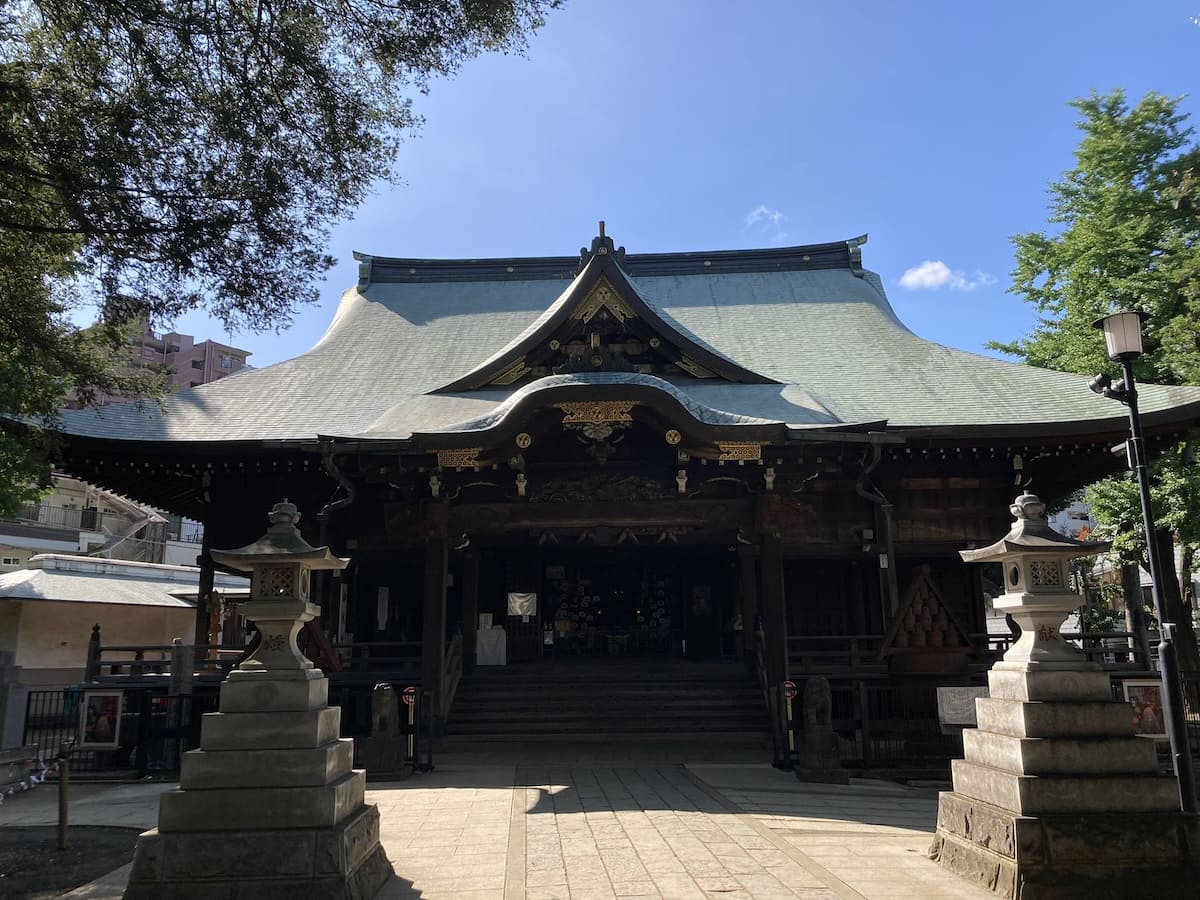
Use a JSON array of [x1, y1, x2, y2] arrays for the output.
[[57, 740, 71, 850], [737, 544, 759, 660], [759, 533, 788, 686], [461, 550, 480, 672], [422, 534, 448, 721], [194, 523, 215, 652]]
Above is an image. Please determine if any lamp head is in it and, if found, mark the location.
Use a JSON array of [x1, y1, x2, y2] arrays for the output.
[[1088, 373, 1111, 395], [1092, 310, 1149, 361]]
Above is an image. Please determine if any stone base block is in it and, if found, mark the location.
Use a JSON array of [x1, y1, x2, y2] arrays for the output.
[[364, 735, 407, 774], [950, 759, 1179, 815], [975, 697, 1134, 739], [961, 729, 1159, 776], [159, 770, 365, 831], [986, 668, 1112, 703], [180, 738, 354, 789], [794, 767, 850, 785], [929, 790, 1200, 899], [220, 669, 330, 713], [200, 706, 341, 751], [125, 802, 392, 900]]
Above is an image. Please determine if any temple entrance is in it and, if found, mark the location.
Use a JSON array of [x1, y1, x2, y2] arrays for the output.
[[476, 546, 737, 663]]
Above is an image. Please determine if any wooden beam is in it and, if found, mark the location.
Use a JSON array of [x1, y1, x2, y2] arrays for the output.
[[422, 534, 448, 721], [461, 550, 480, 672], [759, 533, 788, 686], [737, 544, 759, 659]]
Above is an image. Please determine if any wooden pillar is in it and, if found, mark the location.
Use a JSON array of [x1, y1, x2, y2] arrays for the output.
[[422, 534, 448, 719], [759, 533, 788, 685], [737, 544, 759, 659], [194, 522, 215, 652], [461, 550, 480, 672]]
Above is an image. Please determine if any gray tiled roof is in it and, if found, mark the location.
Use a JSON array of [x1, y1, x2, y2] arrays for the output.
[[0, 555, 248, 607], [54, 246, 1200, 444]]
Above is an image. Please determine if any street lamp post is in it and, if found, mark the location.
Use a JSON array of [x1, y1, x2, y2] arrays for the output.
[[1090, 310, 1197, 814]]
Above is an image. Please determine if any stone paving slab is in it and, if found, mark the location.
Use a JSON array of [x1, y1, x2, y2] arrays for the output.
[[0, 760, 992, 899]]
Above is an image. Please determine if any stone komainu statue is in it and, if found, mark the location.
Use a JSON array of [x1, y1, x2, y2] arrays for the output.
[[802, 675, 833, 729], [372, 683, 400, 735]]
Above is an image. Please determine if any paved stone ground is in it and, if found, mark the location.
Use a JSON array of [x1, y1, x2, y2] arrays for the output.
[[0, 760, 991, 899]]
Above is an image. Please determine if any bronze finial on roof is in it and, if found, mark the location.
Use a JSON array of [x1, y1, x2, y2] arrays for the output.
[[579, 220, 626, 270]]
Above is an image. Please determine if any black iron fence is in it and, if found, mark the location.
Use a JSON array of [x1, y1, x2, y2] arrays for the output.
[[775, 676, 973, 772], [23, 687, 218, 776]]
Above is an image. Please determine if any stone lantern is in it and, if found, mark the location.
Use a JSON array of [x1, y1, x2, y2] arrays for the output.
[[960, 492, 1108, 671], [212, 498, 347, 678], [930, 493, 1198, 898], [125, 501, 393, 900]]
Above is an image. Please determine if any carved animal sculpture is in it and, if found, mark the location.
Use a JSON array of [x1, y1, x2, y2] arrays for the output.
[[372, 683, 400, 735], [803, 676, 833, 729]]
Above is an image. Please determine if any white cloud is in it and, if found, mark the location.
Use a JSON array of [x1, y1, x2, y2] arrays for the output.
[[899, 260, 995, 291], [744, 205, 786, 228]]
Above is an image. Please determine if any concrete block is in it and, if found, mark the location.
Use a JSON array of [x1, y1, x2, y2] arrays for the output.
[[180, 738, 354, 789], [961, 729, 1159, 776], [974, 698, 1135, 738], [125, 805, 390, 900], [163, 830, 319, 879], [200, 706, 341, 751], [933, 791, 1200, 898], [158, 770, 365, 831], [950, 759, 1179, 815], [929, 828, 1017, 897], [127, 828, 165, 882], [987, 668, 1112, 703], [220, 672, 330, 713]]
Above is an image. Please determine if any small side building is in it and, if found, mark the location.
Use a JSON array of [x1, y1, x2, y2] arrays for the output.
[[0, 555, 247, 745]]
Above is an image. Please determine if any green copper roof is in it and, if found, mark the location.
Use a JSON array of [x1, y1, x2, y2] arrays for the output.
[[53, 235, 1200, 446]]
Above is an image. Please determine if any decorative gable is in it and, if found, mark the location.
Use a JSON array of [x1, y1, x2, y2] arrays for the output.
[[882, 564, 972, 655], [434, 225, 777, 392]]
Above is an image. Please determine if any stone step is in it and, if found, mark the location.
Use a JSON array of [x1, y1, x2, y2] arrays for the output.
[[974, 697, 1135, 739], [159, 769, 366, 832], [200, 706, 342, 751], [961, 729, 1160, 776], [180, 738, 355, 790], [949, 759, 1179, 815]]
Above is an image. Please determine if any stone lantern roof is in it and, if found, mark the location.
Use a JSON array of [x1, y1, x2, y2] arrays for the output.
[[210, 500, 348, 572], [959, 493, 1110, 563]]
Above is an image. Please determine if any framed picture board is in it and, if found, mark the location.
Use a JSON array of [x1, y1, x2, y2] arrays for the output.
[[79, 690, 123, 748], [1123, 679, 1166, 739]]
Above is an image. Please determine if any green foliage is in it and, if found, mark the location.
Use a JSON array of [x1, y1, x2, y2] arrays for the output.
[[998, 90, 1200, 666], [990, 90, 1200, 384], [0, 0, 559, 513]]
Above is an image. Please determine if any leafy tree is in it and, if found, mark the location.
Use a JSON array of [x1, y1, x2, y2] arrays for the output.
[[993, 89, 1200, 673], [0, 0, 559, 513]]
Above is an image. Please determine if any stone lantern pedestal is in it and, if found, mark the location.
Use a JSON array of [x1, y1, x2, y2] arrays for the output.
[[929, 494, 1199, 898], [124, 502, 392, 899]]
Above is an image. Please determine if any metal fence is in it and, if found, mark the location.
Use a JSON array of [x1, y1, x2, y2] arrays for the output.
[[23, 687, 218, 775], [777, 676, 969, 772]]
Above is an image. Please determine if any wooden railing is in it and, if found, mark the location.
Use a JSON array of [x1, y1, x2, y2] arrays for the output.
[[787, 634, 887, 674], [329, 641, 423, 681], [85, 638, 241, 683]]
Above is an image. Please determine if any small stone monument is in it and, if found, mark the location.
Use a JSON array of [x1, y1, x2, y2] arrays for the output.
[[795, 676, 850, 784], [124, 501, 392, 899], [364, 683, 405, 774], [929, 493, 1199, 898]]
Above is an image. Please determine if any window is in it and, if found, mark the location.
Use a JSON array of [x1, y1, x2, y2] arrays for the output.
[[1, 557, 20, 566], [191, 359, 204, 369], [219, 354, 234, 369]]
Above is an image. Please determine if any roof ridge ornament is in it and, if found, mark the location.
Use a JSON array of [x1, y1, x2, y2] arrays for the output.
[[846, 234, 867, 277], [579, 220, 626, 270]]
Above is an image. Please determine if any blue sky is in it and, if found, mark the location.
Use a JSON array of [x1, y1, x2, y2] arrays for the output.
[[172, 0, 1200, 368]]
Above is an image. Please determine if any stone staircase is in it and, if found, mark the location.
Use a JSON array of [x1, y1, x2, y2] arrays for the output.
[[441, 658, 768, 752]]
